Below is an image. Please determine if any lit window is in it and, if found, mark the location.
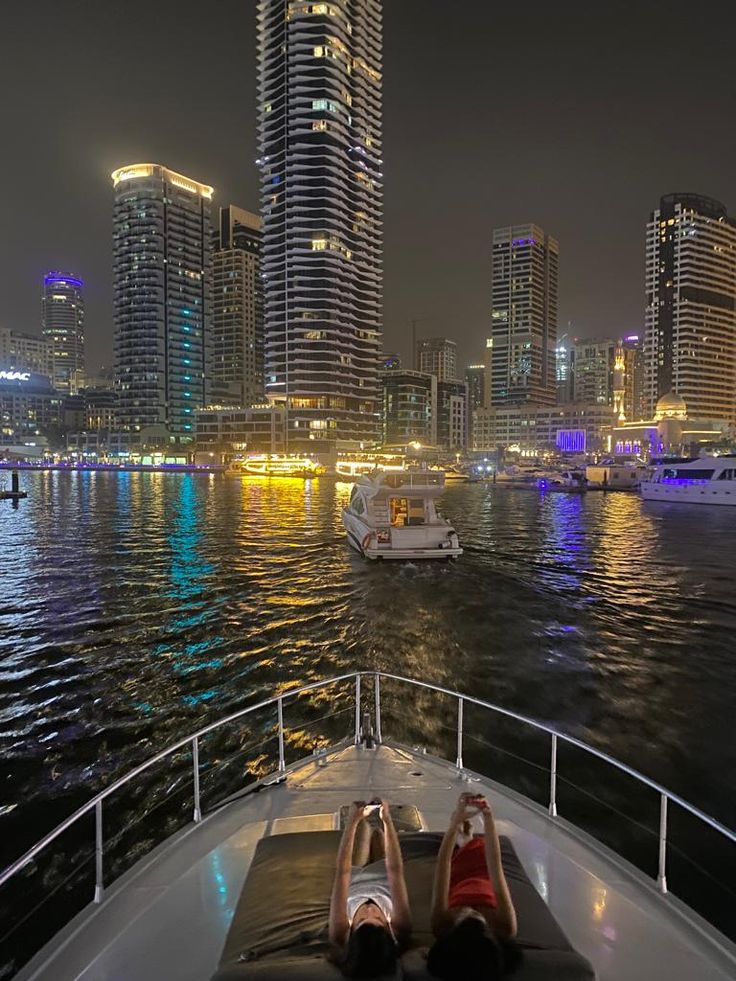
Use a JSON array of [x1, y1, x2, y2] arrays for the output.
[[312, 120, 328, 132]]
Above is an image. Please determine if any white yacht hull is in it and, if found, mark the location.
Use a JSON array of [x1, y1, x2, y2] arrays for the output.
[[641, 481, 736, 505], [342, 509, 462, 559]]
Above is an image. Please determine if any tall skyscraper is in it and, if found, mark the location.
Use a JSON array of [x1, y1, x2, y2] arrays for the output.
[[416, 337, 457, 381], [112, 163, 213, 440], [491, 224, 558, 406], [555, 332, 572, 403], [571, 338, 616, 405], [465, 364, 486, 411], [212, 206, 263, 406], [620, 334, 645, 421], [42, 271, 85, 393], [257, 0, 383, 449], [644, 193, 736, 423]]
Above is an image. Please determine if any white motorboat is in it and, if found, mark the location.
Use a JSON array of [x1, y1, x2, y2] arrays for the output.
[[640, 456, 736, 505], [342, 469, 462, 559], [3, 673, 734, 981]]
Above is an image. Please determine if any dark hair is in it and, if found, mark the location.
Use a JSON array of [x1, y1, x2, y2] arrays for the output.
[[427, 917, 522, 981], [341, 922, 398, 978]]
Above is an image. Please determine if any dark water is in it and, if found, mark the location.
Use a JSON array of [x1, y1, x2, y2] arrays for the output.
[[1, 471, 735, 971]]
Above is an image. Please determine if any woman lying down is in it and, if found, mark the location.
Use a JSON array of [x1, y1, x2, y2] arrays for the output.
[[328, 798, 411, 977]]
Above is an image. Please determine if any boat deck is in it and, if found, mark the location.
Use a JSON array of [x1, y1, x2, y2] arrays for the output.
[[16, 744, 735, 981]]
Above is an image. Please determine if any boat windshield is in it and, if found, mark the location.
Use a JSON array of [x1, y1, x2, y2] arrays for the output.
[[390, 496, 426, 526]]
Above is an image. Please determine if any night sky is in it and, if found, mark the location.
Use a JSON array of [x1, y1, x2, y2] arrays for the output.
[[1, 0, 735, 372]]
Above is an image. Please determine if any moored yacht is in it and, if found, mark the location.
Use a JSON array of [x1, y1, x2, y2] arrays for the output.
[[227, 454, 323, 479], [342, 469, 462, 559], [640, 456, 736, 505]]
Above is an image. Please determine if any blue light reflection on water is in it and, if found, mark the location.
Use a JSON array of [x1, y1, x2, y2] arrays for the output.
[[1, 472, 735, 847]]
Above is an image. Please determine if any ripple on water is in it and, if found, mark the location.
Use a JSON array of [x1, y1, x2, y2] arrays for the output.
[[0, 473, 735, 855]]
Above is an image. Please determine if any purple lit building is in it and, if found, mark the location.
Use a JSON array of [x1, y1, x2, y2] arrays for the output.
[[41, 271, 85, 393]]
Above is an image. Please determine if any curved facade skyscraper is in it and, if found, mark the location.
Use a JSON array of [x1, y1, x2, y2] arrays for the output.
[[257, 0, 383, 450], [42, 271, 85, 393], [111, 163, 212, 441]]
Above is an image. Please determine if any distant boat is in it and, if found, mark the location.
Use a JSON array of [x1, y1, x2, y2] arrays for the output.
[[441, 466, 470, 482], [227, 455, 323, 479], [342, 469, 462, 560]]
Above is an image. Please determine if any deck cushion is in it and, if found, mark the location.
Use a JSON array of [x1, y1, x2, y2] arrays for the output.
[[212, 830, 595, 980]]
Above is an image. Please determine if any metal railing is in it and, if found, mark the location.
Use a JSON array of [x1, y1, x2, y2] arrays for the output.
[[375, 673, 736, 896], [2, 671, 734, 926]]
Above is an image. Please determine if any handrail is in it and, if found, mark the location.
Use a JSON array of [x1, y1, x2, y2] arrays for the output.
[[0, 672, 356, 888], [2, 669, 734, 907], [377, 672, 736, 844]]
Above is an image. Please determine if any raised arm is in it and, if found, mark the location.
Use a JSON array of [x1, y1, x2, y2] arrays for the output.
[[478, 798, 517, 940], [379, 800, 412, 940], [329, 802, 364, 949], [430, 798, 468, 936]]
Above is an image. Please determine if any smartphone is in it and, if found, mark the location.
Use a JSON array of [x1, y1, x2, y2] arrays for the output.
[[364, 803, 381, 814]]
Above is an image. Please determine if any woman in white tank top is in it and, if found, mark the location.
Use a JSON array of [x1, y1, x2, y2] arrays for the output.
[[328, 799, 412, 976]]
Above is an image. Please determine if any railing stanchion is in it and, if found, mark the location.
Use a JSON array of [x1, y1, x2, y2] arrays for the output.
[[549, 733, 558, 817], [657, 793, 668, 894], [374, 674, 382, 744], [456, 697, 464, 770], [355, 674, 362, 744], [94, 799, 104, 904], [277, 697, 286, 773], [192, 736, 202, 823]]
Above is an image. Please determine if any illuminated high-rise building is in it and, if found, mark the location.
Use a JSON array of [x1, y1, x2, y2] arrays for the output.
[[416, 337, 457, 381], [491, 224, 558, 406], [644, 193, 736, 424], [112, 163, 213, 440], [257, 0, 383, 449], [212, 206, 263, 406], [42, 271, 85, 393], [0, 327, 53, 380]]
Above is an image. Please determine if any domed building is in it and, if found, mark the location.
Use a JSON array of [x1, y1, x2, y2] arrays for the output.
[[611, 391, 725, 458], [653, 392, 688, 421]]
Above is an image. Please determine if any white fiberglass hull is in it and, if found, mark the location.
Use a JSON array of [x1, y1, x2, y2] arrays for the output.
[[342, 509, 462, 560], [641, 481, 736, 505]]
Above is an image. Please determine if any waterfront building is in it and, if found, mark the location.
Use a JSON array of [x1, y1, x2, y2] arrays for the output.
[[257, 0, 383, 450], [472, 403, 614, 455], [437, 378, 468, 450], [212, 206, 263, 406], [0, 370, 63, 445], [465, 364, 486, 411], [194, 403, 286, 457], [620, 334, 645, 422], [571, 338, 616, 405], [41, 272, 85, 393], [381, 369, 434, 446], [416, 337, 457, 381], [112, 163, 213, 441], [556, 333, 572, 403], [0, 327, 53, 380], [644, 193, 736, 424], [612, 393, 722, 458], [83, 387, 117, 431], [491, 224, 559, 406]]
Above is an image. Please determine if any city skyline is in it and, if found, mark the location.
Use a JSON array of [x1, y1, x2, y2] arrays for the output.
[[2, 1, 735, 372]]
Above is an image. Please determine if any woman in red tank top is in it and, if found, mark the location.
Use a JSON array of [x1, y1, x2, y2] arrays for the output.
[[427, 794, 520, 980]]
